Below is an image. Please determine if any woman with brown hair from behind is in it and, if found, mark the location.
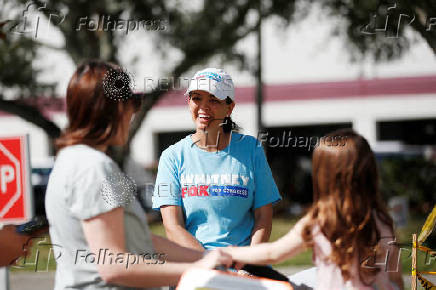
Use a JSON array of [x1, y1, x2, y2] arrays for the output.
[[224, 129, 404, 289], [45, 60, 231, 290]]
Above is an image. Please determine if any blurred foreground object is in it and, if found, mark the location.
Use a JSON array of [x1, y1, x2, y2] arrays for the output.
[[177, 268, 292, 290], [411, 206, 436, 290], [418, 205, 436, 244]]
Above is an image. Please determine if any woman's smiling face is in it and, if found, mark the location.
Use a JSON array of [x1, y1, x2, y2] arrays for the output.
[[188, 90, 234, 131]]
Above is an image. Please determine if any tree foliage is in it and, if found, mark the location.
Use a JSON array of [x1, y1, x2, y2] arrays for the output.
[[379, 156, 436, 212]]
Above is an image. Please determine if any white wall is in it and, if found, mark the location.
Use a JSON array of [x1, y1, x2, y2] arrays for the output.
[[264, 94, 436, 147], [0, 116, 50, 166], [0, 113, 66, 167]]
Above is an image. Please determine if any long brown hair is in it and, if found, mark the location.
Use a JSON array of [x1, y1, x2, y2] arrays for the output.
[[302, 129, 393, 284], [56, 60, 140, 151]]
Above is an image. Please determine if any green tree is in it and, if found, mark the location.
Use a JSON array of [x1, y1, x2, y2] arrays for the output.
[[0, 1, 59, 143], [379, 156, 436, 213]]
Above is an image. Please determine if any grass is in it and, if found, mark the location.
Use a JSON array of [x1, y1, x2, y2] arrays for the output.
[[395, 215, 435, 275], [10, 235, 58, 272]]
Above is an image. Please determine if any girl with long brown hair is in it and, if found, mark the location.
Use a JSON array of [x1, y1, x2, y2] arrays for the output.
[[223, 129, 404, 289], [45, 60, 231, 289]]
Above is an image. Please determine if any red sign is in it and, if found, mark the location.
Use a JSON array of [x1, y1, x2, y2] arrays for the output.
[[0, 135, 33, 224]]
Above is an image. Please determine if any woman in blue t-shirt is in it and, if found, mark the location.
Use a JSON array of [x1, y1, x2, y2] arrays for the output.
[[152, 68, 282, 260]]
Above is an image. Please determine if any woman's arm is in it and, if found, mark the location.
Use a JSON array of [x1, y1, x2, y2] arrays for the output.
[[250, 204, 273, 245], [151, 234, 203, 262], [160, 205, 205, 251], [82, 207, 230, 287], [0, 226, 31, 266], [225, 216, 308, 265]]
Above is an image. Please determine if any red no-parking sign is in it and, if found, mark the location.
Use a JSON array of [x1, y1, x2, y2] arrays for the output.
[[0, 135, 33, 224]]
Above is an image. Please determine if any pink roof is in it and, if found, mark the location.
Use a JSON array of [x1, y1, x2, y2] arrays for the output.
[[1, 75, 435, 117], [156, 74, 436, 107], [0, 97, 66, 117]]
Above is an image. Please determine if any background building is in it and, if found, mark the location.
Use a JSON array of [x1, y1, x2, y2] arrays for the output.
[[2, 74, 435, 207]]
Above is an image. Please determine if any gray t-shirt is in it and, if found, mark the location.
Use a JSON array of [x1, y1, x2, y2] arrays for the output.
[[45, 145, 158, 290]]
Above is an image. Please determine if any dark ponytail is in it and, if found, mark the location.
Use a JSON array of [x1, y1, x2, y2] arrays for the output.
[[222, 97, 241, 133]]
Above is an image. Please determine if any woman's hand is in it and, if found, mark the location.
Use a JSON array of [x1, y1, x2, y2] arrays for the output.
[[237, 269, 252, 276], [220, 247, 245, 270], [192, 249, 232, 270]]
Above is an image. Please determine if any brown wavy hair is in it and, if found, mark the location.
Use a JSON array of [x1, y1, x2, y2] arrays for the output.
[[56, 60, 141, 151], [302, 129, 393, 285]]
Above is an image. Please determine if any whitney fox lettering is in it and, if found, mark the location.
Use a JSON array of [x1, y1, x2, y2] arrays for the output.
[[155, 173, 250, 198], [180, 173, 250, 199], [180, 173, 249, 186]]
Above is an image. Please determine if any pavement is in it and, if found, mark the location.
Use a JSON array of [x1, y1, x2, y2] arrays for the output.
[[6, 267, 417, 290], [9, 271, 55, 290]]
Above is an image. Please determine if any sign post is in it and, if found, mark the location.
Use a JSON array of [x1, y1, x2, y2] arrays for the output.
[[0, 267, 9, 290], [0, 135, 33, 290]]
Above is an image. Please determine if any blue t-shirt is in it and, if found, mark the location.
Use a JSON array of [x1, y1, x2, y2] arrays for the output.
[[152, 132, 281, 249]]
